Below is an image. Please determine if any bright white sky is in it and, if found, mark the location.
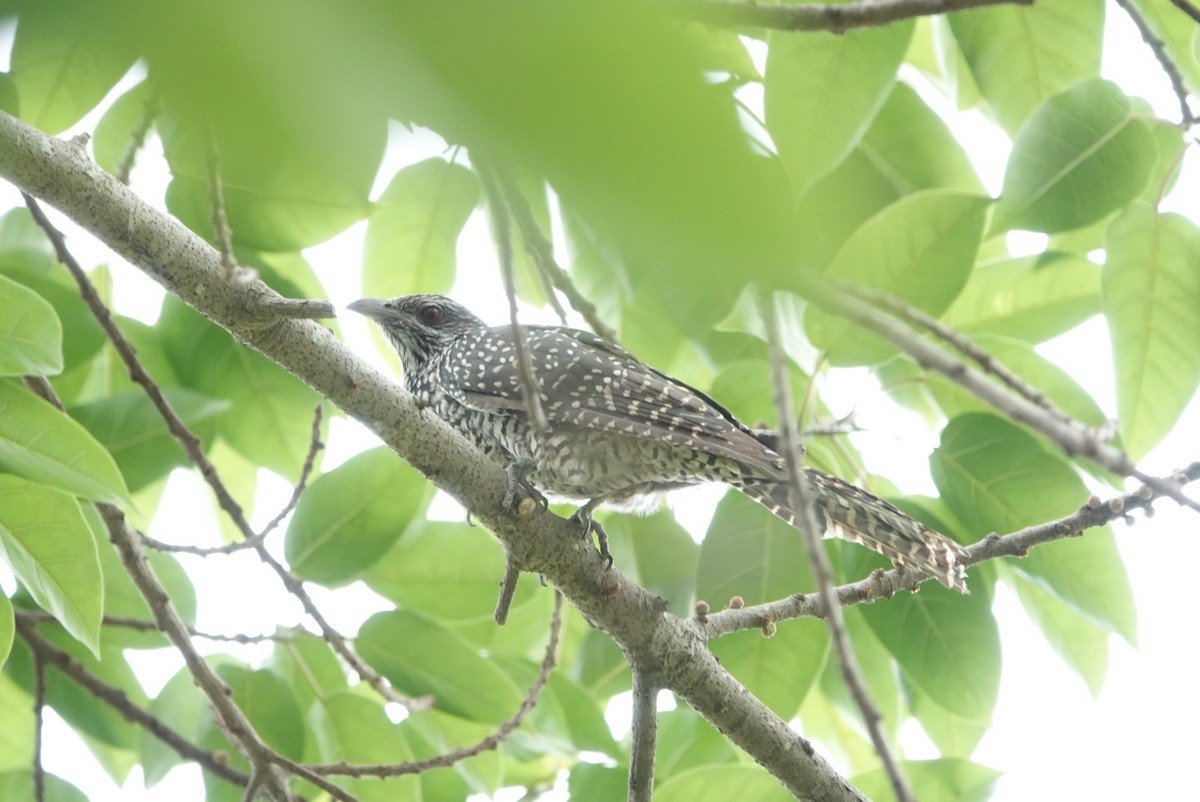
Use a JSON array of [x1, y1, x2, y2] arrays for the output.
[[2, 5, 1199, 800]]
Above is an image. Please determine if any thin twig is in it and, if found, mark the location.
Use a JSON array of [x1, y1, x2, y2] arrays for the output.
[[32, 648, 46, 802], [703, 462, 1200, 638], [23, 194, 424, 710], [1114, 0, 1198, 125], [309, 591, 563, 779], [258, 404, 325, 538], [478, 159, 549, 433], [494, 558, 522, 625], [114, 95, 159, 185], [14, 611, 251, 789], [496, 169, 620, 343], [761, 295, 916, 802], [17, 609, 313, 644], [206, 140, 240, 278], [628, 667, 659, 802], [678, 0, 1032, 34], [1166, 0, 1200, 23]]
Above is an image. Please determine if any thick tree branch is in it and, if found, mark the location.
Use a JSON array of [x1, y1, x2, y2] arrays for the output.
[[0, 110, 865, 802], [678, 0, 1032, 34]]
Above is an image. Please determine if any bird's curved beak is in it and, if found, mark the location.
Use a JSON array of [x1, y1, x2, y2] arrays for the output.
[[346, 298, 391, 322]]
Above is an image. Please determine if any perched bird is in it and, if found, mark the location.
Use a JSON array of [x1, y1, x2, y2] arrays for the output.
[[349, 294, 968, 592]]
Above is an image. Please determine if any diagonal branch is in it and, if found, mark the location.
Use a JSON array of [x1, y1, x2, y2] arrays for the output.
[[678, 0, 1032, 34]]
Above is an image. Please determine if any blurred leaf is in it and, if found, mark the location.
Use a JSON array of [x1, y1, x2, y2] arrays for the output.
[[993, 80, 1155, 234], [0, 771, 89, 802], [268, 635, 349, 734], [363, 157, 479, 299], [0, 476, 102, 655], [0, 594, 9, 668], [567, 763, 628, 802], [216, 665, 306, 761], [364, 519, 515, 621], [807, 191, 989, 364], [0, 273, 61, 376], [286, 447, 431, 586], [697, 492, 829, 719], [655, 765, 794, 802], [1011, 570, 1108, 696], [853, 757, 1002, 802], [69, 389, 228, 492], [0, 273, 103, 386], [92, 79, 156, 176], [0, 675, 35, 772], [907, 676, 989, 757], [310, 692, 421, 802], [765, 22, 912, 196], [358, 610, 524, 725], [1131, 0, 1200, 97], [601, 508, 699, 617], [401, 708, 503, 797], [10, 2, 137, 134], [0, 380, 129, 504], [941, 254, 1101, 342], [141, 666, 208, 786], [656, 706, 739, 782], [949, 0, 1103, 135], [1103, 204, 1200, 459]]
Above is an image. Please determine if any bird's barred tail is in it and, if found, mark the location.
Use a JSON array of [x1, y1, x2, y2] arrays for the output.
[[736, 469, 969, 593]]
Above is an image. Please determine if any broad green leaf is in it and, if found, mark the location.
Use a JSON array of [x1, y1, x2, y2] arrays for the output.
[[286, 446, 431, 586], [853, 758, 1002, 802], [932, 413, 1135, 640], [655, 765, 793, 802], [357, 610, 524, 725], [0, 475, 102, 654], [806, 191, 989, 364], [363, 158, 479, 299], [0, 675, 35, 771], [0, 273, 104, 382], [69, 389, 229, 492], [0, 380, 129, 504], [858, 82, 984, 196], [949, 0, 1104, 135], [10, 3, 137, 134], [655, 707, 740, 782], [941, 254, 1101, 342], [0, 273, 61, 376], [567, 764, 628, 802], [143, 662, 230, 786], [764, 21, 912, 195], [363, 520, 510, 621], [1103, 204, 1200, 459], [0, 770, 89, 802], [993, 80, 1155, 234], [697, 492, 829, 719], [216, 665, 305, 761], [309, 693, 422, 802], [92, 79, 157, 176], [907, 676, 989, 757], [269, 634, 349, 731], [819, 609, 903, 747], [860, 579, 1000, 725], [1012, 570, 1108, 696], [0, 593, 10, 667], [601, 508, 698, 617], [0, 208, 56, 276]]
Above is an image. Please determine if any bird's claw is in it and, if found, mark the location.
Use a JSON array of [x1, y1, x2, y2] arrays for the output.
[[571, 504, 613, 568], [502, 458, 548, 510]]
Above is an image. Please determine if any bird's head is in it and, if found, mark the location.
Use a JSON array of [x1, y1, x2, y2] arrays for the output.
[[347, 294, 486, 374]]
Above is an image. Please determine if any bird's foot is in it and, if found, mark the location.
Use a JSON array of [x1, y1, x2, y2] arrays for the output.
[[502, 458, 548, 510], [571, 500, 613, 568]]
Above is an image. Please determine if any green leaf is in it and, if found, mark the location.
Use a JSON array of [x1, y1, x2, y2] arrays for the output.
[[0, 475, 103, 655], [362, 520, 509, 621], [0, 593, 10, 667], [655, 765, 794, 802], [142, 664, 219, 786], [402, 708, 502, 797], [357, 610, 524, 725], [806, 190, 989, 364], [764, 22, 912, 195], [10, 3, 137, 134], [656, 707, 740, 783], [0, 675, 35, 771], [859, 579, 1000, 725], [92, 79, 157, 176], [993, 80, 1155, 234], [0, 273, 62, 376], [1131, 0, 1200, 97], [697, 492, 829, 719], [601, 508, 699, 618], [0, 770, 89, 802], [286, 447, 431, 586], [853, 757, 1002, 802], [0, 380, 129, 504], [216, 665, 306, 761], [309, 693, 422, 802], [268, 635, 349, 733], [1103, 204, 1200, 459], [69, 389, 229, 493], [567, 764, 628, 802], [1012, 571, 1109, 696], [949, 0, 1104, 135], [363, 158, 480, 299], [941, 254, 1102, 342]]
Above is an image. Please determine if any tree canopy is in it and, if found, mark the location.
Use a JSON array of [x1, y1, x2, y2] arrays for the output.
[[0, 1, 1198, 801]]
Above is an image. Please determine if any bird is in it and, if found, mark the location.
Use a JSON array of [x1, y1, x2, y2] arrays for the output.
[[348, 294, 968, 592]]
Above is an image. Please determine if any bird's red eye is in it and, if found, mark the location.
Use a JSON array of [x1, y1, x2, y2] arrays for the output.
[[419, 304, 442, 326]]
